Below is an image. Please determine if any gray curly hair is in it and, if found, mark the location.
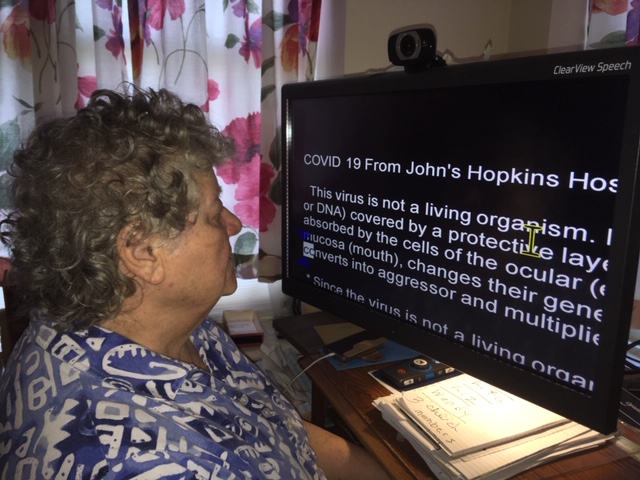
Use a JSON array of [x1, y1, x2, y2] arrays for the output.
[[1, 88, 234, 332]]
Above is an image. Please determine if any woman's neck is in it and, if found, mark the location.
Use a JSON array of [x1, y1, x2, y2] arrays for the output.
[[101, 308, 205, 369]]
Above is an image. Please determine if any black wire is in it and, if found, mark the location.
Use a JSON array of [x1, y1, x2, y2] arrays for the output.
[[625, 337, 640, 371], [628, 338, 640, 352]]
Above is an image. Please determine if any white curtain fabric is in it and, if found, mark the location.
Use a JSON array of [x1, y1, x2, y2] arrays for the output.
[[0, 0, 332, 281], [0, 1, 263, 276], [257, 0, 328, 280]]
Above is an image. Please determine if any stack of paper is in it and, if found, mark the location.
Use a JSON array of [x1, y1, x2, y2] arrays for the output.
[[373, 373, 614, 480]]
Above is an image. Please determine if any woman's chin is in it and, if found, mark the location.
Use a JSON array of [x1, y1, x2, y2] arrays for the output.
[[222, 274, 238, 297]]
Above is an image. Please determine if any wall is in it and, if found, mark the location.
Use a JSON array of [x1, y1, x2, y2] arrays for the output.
[[342, 0, 587, 75]]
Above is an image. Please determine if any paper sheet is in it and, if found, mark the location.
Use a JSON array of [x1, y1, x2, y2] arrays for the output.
[[397, 373, 567, 457]]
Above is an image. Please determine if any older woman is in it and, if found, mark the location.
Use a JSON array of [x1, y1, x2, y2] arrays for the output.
[[0, 89, 388, 479]]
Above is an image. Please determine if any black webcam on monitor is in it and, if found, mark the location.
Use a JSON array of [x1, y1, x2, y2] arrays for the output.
[[387, 26, 445, 73]]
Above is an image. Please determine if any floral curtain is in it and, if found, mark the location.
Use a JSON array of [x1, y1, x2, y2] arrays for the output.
[[258, 0, 322, 280], [588, 0, 639, 46], [0, 0, 323, 281], [587, 0, 640, 327]]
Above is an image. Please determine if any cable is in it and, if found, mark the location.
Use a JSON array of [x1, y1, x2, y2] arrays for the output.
[[628, 338, 640, 352], [626, 338, 640, 378], [283, 352, 336, 396]]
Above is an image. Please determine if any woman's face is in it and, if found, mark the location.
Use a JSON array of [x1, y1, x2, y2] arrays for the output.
[[157, 171, 242, 316]]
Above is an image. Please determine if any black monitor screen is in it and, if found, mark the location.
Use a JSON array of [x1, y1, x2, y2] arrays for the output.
[[281, 46, 640, 434]]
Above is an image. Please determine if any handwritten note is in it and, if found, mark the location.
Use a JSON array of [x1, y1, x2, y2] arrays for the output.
[[398, 373, 568, 457]]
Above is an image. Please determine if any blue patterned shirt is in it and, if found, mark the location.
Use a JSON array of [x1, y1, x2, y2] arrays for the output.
[[0, 317, 325, 479]]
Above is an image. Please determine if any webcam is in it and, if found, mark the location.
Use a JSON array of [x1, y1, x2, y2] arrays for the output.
[[388, 26, 444, 73]]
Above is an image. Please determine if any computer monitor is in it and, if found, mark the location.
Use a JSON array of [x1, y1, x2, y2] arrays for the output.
[[281, 46, 640, 434]]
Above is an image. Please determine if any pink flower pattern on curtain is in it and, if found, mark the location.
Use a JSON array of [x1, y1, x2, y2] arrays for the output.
[[588, 0, 640, 47], [0, 0, 322, 281], [259, 0, 322, 281]]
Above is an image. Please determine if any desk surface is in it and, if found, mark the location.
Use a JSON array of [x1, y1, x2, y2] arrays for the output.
[[275, 313, 640, 480]]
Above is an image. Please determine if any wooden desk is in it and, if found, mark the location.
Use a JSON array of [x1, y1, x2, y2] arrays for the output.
[[274, 314, 640, 479]]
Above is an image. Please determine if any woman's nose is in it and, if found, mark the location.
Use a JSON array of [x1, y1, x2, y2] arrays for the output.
[[223, 207, 242, 236]]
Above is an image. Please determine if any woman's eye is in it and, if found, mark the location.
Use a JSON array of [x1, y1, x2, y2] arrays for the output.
[[211, 211, 223, 223]]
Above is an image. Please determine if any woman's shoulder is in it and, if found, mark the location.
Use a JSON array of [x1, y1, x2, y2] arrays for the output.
[[0, 320, 109, 477]]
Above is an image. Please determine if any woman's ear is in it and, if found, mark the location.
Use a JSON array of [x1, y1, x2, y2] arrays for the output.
[[116, 226, 165, 285]]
